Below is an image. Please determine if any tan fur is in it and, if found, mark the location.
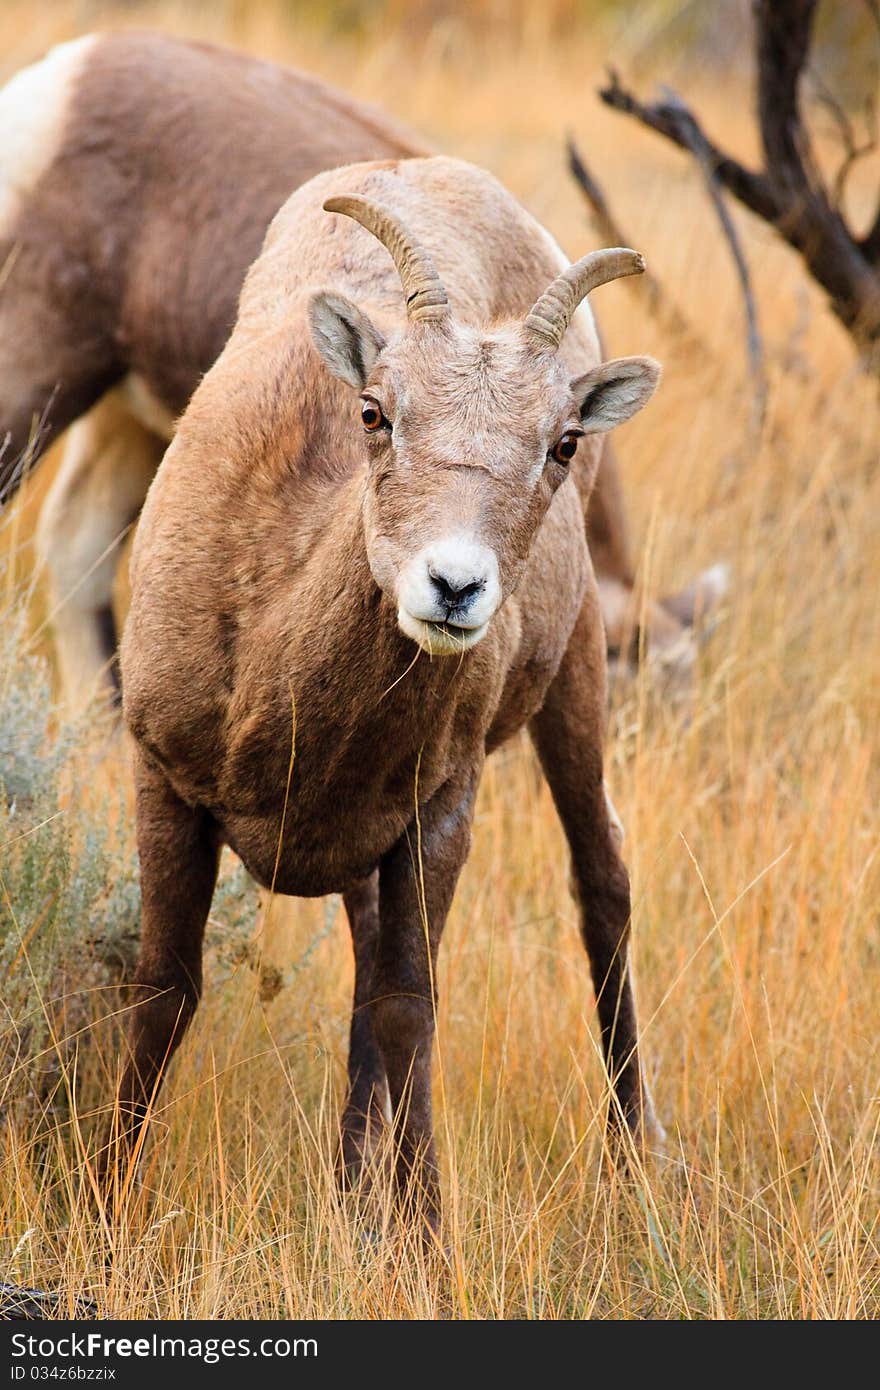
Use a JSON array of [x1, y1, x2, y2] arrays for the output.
[[110, 156, 665, 1232], [0, 31, 721, 713]]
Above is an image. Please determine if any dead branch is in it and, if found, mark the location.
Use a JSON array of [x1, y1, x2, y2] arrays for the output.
[[566, 136, 631, 252], [599, 68, 783, 224], [807, 67, 878, 220], [598, 0, 880, 374], [658, 86, 767, 429], [566, 134, 698, 342]]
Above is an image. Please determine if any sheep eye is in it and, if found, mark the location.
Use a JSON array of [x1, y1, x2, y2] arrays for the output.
[[361, 397, 389, 433], [551, 432, 581, 465]]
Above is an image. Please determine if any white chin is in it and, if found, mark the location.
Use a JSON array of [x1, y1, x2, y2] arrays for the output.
[[398, 608, 489, 655]]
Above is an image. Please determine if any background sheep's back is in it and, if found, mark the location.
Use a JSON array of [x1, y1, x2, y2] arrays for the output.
[[1, 0, 878, 1318]]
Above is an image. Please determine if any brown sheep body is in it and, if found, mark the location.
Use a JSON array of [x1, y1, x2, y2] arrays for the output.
[[114, 154, 665, 1231]]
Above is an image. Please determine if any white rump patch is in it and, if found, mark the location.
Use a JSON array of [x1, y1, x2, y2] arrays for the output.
[[0, 35, 98, 233]]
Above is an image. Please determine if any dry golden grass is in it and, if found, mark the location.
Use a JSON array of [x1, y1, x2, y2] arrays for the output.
[[1, 0, 879, 1319]]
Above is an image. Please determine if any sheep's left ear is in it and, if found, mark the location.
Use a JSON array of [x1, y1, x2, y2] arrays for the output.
[[308, 290, 386, 389], [571, 355, 661, 434]]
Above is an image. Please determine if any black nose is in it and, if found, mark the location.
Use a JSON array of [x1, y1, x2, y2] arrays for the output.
[[429, 570, 485, 609]]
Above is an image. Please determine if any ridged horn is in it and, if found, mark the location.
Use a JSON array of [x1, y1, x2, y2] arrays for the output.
[[323, 194, 450, 323], [523, 248, 646, 350]]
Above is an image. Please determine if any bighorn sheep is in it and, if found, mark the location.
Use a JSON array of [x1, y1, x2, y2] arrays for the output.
[[111, 153, 666, 1232], [0, 31, 724, 712]]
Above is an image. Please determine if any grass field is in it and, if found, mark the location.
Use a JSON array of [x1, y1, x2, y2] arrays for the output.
[[1, 0, 878, 1319]]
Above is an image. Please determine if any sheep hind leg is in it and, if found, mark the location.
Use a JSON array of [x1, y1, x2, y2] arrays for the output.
[[35, 389, 164, 716], [99, 753, 220, 1208]]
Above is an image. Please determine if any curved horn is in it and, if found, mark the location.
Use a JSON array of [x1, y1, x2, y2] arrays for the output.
[[323, 194, 450, 323], [523, 248, 646, 350]]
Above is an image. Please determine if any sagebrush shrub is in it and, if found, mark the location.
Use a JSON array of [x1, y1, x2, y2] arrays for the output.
[[0, 602, 141, 1116]]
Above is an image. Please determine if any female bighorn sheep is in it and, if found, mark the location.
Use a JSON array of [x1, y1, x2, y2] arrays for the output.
[[111, 154, 665, 1231], [0, 32, 723, 712]]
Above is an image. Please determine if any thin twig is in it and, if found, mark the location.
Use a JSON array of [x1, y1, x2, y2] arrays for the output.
[[566, 135, 631, 251], [658, 86, 767, 430], [808, 67, 877, 210], [566, 134, 700, 344]]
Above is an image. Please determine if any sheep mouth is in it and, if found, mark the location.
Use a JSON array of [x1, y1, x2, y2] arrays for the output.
[[398, 608, 490, 655], [423, 618, 488, 652], [430, 618, 477, 638]]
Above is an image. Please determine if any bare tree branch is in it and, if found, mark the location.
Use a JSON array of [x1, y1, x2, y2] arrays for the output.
[[566, 136, 631, 252], [566, 135, 709, 352], [599, 68, 784, 223], [659, 87, 767, 428], [808, 71, 878, 211], [754, 0, 819, 194], [833, 106, 877, 212], [598, 0, 880, 372]]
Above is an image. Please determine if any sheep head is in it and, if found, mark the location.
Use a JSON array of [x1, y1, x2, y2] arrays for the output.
[[309, 195, 660, 656]]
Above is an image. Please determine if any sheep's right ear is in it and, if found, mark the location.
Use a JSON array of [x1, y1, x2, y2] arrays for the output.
[[572, 355, 661, 434], [308, 291, 386, 389]]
